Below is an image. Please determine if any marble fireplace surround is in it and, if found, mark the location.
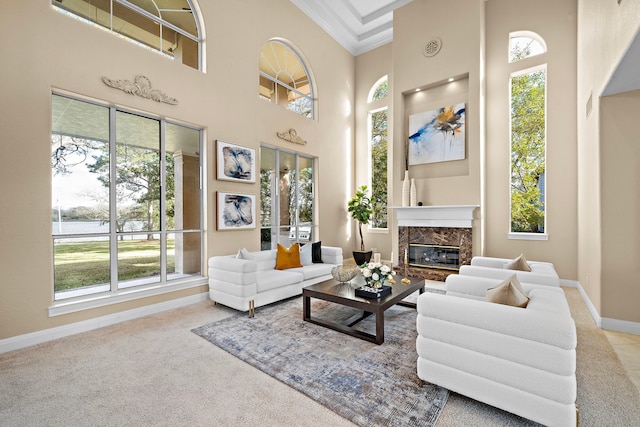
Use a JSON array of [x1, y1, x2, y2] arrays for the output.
[[392, 206, 478, 281]]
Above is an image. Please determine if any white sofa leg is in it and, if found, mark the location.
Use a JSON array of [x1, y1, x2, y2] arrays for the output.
[[249, 300, 255, 318]]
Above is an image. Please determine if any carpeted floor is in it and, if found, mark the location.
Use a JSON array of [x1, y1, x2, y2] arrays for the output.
[[193, 297, 448, 427], [1, 286, 639, 426]]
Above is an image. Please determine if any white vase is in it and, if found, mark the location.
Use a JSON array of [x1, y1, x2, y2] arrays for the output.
[[402, 170, 410, 207], [410, 178, 417, 206]]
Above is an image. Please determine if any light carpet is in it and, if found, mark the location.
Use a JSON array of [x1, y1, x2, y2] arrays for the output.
[[193, 296, 448, 427]]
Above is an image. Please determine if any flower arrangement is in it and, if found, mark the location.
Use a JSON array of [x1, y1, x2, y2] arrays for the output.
[[360, 261, 396, 289]]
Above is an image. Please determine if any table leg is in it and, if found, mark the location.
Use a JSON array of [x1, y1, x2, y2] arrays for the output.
[[375, 310, 384, 344], [303, 294, 311, 321]]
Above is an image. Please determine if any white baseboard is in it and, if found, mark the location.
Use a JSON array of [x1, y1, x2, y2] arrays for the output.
[[0, 292, 209, 355], [564, 279, 640, 335], [562, 279, 602, 328]]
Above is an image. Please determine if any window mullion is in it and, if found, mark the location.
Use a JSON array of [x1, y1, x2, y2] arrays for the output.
[[160, 120, 167, 282], [109, 107, 118, 293]]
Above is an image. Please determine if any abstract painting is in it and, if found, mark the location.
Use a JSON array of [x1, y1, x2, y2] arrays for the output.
[[217, 192, 256, 230], [408, 103, 466, 165], [217, 140, 256, 183]]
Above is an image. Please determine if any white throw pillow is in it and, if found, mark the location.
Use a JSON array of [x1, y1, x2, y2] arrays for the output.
[[300, 243, 313, 266]]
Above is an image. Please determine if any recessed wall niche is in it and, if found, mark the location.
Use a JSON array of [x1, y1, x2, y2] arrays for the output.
[[404, 75, 470, 180]]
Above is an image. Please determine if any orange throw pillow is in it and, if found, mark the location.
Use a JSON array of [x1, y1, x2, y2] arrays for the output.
[[276, 243, 303, 270]]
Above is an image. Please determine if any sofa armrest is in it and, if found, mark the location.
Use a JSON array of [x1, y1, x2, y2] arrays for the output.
[[320, 246, 343, 265], [208, 256, 257, 273], [417, 292, 576, 349], [459, 265, 560, 287]]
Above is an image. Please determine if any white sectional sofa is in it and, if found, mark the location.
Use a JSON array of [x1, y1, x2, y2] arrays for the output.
[[208, 245, 342, 316], [459, 256, 560, 287], [416, 274, 577, 426]]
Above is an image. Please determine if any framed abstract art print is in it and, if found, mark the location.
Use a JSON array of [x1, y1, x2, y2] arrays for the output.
[[216, 192, 256, 230], [216, 140, 256, 183]]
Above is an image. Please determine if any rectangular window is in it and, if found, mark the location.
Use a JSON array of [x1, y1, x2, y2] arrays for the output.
[[260, 147, 315, 249], [369, 107, 388, 229], [510, 66, 546, 234], [51, 94, 202, 301]]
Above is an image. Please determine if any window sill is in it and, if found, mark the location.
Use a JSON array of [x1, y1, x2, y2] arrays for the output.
[[49, 277, 208, 317], [508, 232, 549, 241]]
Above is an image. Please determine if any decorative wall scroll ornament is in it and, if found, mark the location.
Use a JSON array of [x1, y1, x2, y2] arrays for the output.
[[423, 38, 442, 57], [101, 75, 178, 105], [277, 128, 307, 145]]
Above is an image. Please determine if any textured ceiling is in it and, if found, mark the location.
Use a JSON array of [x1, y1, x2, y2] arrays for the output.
[[290, 0, 413, 56]]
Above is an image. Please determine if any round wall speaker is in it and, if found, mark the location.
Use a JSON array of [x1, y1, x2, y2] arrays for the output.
[[423, 38, 442, 57]]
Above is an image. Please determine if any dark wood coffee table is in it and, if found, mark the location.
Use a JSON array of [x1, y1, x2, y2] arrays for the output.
[[302, 276, 425, 345]]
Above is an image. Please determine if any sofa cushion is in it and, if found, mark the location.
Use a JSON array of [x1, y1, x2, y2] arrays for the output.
[[504, 253, 531, 272], [256, 269, 303, 292], [276, 243, 303, 270], [300, 243, 313, 266], [312, 241, 323, 263], [485, 274, 529, 308], [289, 263, 334, 280]]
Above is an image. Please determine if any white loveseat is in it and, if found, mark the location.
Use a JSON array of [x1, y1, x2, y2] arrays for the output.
[[416, 274, 577, 426], [208, 245, 342, 316], [459, 256, 560, 287]]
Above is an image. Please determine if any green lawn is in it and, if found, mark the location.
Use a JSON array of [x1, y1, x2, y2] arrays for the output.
[[54, 239, 175, 291]]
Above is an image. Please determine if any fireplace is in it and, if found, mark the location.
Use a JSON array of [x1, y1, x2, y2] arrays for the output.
[[392, 205, 478, 281], [409, 244, 460, 270]]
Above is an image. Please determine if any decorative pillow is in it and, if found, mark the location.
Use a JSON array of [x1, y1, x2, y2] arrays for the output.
[[238, 248, 255, 260], [311, 241, 323, 263], [276, 243, 303, 270], [504, 253, 531, 272], [485, 274, 529, 308], [300, 243, 313, 266]]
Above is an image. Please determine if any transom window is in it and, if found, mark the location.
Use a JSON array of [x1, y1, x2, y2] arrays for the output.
[[51, 93, 203, 301], [259, 39, 315, 119], [52, 0, 203, 70], [509, 32, 547, 236], [509, 31, 546, 63]]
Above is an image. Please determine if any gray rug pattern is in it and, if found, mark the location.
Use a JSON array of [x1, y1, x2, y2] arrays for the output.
[[193, 296, 448, 427]]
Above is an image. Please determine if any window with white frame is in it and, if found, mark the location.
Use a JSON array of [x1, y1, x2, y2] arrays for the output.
[[259, 146, 315, 249], [259, 39, 315, 119], [367, 76, 389, 229], [509, 32, 547, 234], [52, 0, 203, 70], [51, 93, 203, 301]]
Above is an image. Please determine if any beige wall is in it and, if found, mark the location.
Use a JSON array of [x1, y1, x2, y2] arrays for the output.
[[600, 91, 640, 323], [485, 0, 578, 280], [577, 0, 640, 323], [0, 0, 354, 339], [390, 0, 485, 265], [354, 43, 393, 259]]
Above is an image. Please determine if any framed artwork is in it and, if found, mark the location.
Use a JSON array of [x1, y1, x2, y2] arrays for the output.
[[216, 192, 256, 230], [216, 140, 256, 183], [408, 103, 466, 165]]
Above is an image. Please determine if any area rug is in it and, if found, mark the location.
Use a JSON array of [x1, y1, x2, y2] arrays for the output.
[[192, 295, 448, 427]]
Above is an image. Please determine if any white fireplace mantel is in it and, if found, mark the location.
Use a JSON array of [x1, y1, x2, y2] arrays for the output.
[[390, 205, 479, 228]]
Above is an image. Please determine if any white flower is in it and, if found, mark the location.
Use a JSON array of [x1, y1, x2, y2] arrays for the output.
[[362, 268, 372, 278], [380, 265, 390, 274], [372, 272, 379, 281]]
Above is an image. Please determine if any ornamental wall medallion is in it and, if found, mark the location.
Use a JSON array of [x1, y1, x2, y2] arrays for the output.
[[101, 74, 178, 105], [277, 128, 307, 145]]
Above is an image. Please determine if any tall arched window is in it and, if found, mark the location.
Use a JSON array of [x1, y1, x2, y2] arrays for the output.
[[509, 32, 547, 236], [368, 76, 389, 229], [259, 39, 315, 119], [52, 0, 203, 70]]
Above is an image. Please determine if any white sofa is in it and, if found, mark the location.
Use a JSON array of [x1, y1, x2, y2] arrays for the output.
[[416, 274, 577, 426], [459, 256, 560, 287], [208, 245, 342, 316]]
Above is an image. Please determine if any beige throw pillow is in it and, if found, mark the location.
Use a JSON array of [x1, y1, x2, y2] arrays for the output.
[[504, 253, 532, 272], [485, 274, 530, 308]]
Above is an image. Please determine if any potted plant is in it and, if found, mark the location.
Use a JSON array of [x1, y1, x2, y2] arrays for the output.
[[347, 185, 374, 265]]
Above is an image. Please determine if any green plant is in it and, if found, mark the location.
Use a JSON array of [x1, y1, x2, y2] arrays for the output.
[[347, 185, 374, 252]]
